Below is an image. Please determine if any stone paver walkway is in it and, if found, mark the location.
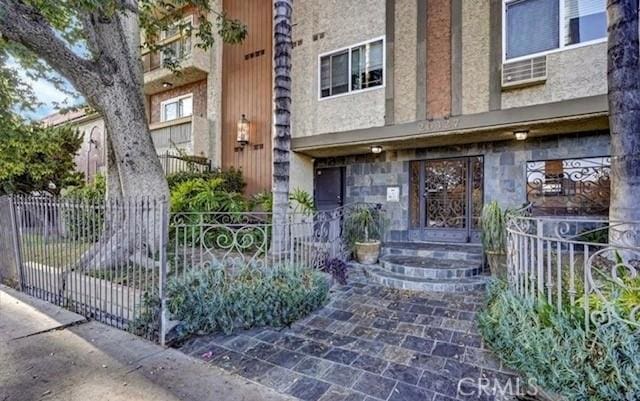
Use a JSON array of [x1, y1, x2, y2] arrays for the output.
[[179, 267, 518, 401]]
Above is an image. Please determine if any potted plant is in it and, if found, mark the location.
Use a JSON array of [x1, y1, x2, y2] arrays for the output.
[[345, 206, 384, 264], [481, 201, 508, 279]]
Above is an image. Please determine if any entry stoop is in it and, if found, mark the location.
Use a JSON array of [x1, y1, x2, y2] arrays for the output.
[[363, 241, 488, 292]]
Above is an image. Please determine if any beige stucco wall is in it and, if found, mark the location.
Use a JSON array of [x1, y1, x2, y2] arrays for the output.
[[72, 117, 107, 180], [501, 43, 607, 109], [291, 0, 386, 139], [461, 0, 491, 115], [207, 3, 223, 166], [393, 0, 418, 123], [289, 152, 315, 197]]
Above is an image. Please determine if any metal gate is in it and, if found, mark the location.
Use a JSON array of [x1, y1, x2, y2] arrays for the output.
[[409, 156, 484, 243]]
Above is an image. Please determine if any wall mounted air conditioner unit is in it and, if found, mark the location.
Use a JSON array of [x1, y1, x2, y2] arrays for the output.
[[502, 56, 547, 89]]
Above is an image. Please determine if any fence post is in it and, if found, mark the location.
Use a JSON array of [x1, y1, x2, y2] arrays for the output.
[[158, 197, 169, 346], [536, 219, 544, 302], [0, 196, 22, 289]]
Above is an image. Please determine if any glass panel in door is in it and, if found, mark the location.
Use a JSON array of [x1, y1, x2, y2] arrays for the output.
[[424, 159, 468, 229]]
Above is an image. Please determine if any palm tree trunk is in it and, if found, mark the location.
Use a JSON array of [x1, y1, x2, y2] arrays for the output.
[[272, 0, 293, 258], [607, 0, 640, 246]]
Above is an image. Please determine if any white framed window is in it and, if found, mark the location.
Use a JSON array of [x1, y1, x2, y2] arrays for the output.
[[503, 0, 606, 62], [160, 94, 193, 122], [319, 37, 385, 100]]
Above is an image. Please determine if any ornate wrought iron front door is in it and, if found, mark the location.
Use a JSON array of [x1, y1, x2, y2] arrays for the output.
[[409, 157, 483, 243]]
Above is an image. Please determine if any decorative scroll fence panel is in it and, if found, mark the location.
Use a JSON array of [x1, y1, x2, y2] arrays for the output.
[[168, 203, 380, 282], [8, 196, 380, 345], [506, 214, 640, 331]]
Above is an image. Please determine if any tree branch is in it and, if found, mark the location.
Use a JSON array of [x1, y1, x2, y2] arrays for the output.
[[119, 0, 139, 14], [0, 0, 103, 98]]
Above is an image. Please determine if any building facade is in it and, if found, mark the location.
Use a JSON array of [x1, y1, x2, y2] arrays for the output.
[[289, 0, 610, 243], [48, 0, 612, 243], [42, 109, 107, 183]]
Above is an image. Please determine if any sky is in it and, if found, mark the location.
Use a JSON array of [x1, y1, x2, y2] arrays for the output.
[[21, 76, 78, 121], [18, 68, 83, 121]]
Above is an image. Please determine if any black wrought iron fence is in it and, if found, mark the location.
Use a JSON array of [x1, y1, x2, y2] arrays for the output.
[[6, 195, 381, 344]]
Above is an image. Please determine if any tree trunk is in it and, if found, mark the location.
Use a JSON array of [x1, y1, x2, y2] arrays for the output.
[[272, 0, 293, 258], [1, 2, 169, 272], [607, 0, 640, 247]]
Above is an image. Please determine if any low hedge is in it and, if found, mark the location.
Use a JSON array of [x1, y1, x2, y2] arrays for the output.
[[478, 280, 640, 401], [167, 265, 329, 336]]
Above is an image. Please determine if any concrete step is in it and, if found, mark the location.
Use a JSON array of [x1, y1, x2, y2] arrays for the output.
[[379, 255, 483, 279], [382, 241, 483, 262], [365, 265, 488, 293]]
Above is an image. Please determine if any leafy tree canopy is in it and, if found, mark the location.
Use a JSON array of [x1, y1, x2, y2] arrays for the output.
[[0, 43, 83, 196], [0, 0, 247, 117], [0, 122, 84, 196]]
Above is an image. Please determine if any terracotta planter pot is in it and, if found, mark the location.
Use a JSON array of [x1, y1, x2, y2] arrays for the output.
[[486, 250, 507, 280], [355, 241, 381, 265]]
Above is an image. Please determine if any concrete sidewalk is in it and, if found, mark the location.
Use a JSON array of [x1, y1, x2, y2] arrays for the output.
[[0, 285, 293, 401]]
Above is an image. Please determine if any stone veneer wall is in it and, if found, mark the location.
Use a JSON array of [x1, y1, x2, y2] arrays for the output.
[[315, 131, 610, 241]]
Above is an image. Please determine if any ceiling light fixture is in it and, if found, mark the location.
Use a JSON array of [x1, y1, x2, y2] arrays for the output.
[[370, 145, 383, 154], [514, 130, 529, 141]]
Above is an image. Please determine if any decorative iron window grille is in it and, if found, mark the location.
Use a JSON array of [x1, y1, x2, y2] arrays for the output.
[[526, 156, 610, 216]]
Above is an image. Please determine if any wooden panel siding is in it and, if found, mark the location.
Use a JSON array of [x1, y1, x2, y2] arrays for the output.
[[221, 0, 273, 195]]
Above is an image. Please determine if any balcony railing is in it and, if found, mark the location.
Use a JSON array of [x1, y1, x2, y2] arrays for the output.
[[150, 117, 192, 150], [142, 36, 192, 73], [159, 152, 213, 175]]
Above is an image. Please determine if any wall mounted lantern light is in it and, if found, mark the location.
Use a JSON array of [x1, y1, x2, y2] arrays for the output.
[[514, 130, 529, 141], [237, 114, 250, 146]]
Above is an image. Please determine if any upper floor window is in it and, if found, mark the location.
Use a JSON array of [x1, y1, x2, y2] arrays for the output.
[[504, 0, 606, 61], [161, 94, 193, 122], [319, 37, 385, 99]]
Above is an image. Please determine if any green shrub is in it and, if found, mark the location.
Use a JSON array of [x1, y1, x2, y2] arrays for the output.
[[61, 175, 106, 241], [478, 280, 640, 401], [481, 201, 506, 252], [343, 205, 385, 251], [251, 191, 273, 212], [250, 188, 315, 214], [170, 178, 248, 214], [166, 167, 246, 194], [166, 265, 329, 336]]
